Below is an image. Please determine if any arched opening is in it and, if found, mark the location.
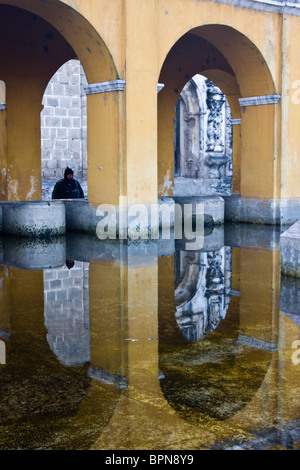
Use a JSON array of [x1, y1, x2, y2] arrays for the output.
[[41, 59, 88, 200], [0, 1, 120, 203], [174, 74, 233, 196], [158, 25, 278, 207]]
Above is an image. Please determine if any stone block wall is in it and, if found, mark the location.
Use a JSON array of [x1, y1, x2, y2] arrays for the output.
[[41, 64, 233, 200], [43, 260, 90, 366], [41, 59, 88, 199]]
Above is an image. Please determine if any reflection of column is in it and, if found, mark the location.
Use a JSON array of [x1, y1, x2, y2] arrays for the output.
[[238, 248, 280, 346], [88, 259, 128, 387], [91, 248, 214, 450], [88, 245, 160, 391], [126, 246, 159, 395], [277, 310, 300, 423], [8, 269, 45, 366], [85, 82, 125, 205], [227, 247, 281, 432]]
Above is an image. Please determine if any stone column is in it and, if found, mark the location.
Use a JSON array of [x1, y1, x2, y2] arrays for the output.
[[125, 0, 158, 205], [84, 80, 125, 205]]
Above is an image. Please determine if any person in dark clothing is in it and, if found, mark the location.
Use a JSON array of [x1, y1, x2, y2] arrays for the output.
[[52, 167, 84, 199]]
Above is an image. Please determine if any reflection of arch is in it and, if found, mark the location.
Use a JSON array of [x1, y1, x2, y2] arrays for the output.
[[0, 266, 121, 450], [159, 308, 273, 423], [0, 1, 120, 203], [158, 25, 277, 200], [158, 248, 274, 424]]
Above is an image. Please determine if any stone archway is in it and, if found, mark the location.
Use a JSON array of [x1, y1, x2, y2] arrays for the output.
[[158, 25, 279, 222], [174, 75, 233, 197], [0, 0, 121, 204]]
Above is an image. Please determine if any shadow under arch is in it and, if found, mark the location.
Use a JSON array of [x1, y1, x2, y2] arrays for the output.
[[158, 24, 278, 201], [0, 0, 118, 84]]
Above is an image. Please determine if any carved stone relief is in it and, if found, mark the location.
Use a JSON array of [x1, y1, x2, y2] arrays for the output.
[[174, 75, 233, 197], [174, 247, 232, 343]]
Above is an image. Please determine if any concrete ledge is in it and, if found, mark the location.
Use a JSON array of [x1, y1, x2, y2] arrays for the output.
[[225, 195, 300, 226], [64, 197, 223, 237], [64, 199, 101, 233], [280, 220, 300, 277], [224, 195, 280, 225], [279, 198, 300, 226], [174, 178, 231, 197], [1, 201, 65, 238], [173, 196, 224, 226], [64, 199, 163, 238]]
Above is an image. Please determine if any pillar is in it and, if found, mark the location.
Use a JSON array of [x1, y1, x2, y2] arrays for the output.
[[84, 80, 126, 205], [125, 0, 158, 205]]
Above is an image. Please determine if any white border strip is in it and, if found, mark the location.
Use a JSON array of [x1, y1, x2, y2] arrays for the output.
[[84, 79, 126, 95], [239, 94, 281, 107]]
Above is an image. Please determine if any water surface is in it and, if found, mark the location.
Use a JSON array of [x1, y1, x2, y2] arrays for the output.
[[0, 224, 299, 450]]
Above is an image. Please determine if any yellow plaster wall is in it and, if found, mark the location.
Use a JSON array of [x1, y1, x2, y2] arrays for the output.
[[86, 91, 124, 205], [280, 14, 300, 199], [62, 0, 126, 79], [156, 1, 281, 92], [125, 0, 158, 204], [1, 0, 300, 204], [156, 1, 282, 200]]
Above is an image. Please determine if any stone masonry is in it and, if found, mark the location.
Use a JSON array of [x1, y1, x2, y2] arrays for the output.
[[43, 260, 90, 366], [41, 63, 232, 200], [41, 59, 88, 199]]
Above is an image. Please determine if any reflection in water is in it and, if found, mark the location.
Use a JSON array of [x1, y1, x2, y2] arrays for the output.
[[175, 248, 231, 342], [0, 225, 300, 450], [44, 261, 90, 366]]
